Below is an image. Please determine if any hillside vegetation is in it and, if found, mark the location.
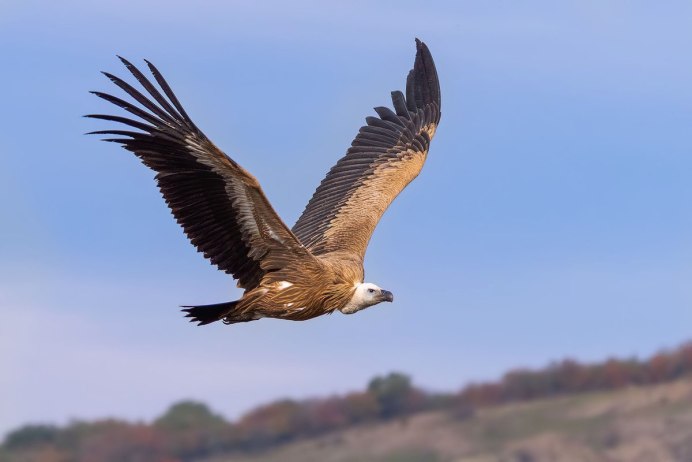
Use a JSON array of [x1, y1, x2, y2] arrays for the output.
[[212, 378, 692, 462], [4, 342, 692, 462]]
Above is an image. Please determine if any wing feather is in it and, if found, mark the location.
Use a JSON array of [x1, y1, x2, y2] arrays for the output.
[[88, 58, 312, 289], [292, 39, 441, 259]]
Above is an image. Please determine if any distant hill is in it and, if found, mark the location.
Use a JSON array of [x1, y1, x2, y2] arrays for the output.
[[4, 342, 692, 462], [209, 378, 692, 462]]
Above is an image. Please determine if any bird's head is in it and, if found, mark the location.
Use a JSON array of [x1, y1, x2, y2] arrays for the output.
[[340, 282, 394, 314]]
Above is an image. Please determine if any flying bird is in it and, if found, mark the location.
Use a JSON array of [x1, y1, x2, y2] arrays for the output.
[[87, 39, 441, 326]]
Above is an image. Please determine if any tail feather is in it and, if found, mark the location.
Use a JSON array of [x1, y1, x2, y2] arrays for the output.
[[181, 301, 239, 326]]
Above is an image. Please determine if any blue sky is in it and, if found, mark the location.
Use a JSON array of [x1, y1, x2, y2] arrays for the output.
[[1, 0, 692, 437]]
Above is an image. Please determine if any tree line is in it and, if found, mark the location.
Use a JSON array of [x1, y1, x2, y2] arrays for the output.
[[3, 342, 692, 461]]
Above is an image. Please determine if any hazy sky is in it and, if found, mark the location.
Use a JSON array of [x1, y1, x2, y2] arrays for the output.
[[2, 0, 692, 437]]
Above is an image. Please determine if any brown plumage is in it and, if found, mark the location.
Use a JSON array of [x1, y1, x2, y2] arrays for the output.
[[87, 39, 441, 326]]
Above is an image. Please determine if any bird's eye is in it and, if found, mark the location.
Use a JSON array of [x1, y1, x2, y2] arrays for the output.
[[367, 288, 375, 294]]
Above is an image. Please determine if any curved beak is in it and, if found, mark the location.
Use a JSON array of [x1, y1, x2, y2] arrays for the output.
[[380, 290, 394, 303]]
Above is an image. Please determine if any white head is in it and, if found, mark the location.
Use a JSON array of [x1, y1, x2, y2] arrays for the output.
[[340, 282, 394, 315]]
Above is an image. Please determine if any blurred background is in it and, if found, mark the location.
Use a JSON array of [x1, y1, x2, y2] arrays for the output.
[[1, 1, 692, 460]]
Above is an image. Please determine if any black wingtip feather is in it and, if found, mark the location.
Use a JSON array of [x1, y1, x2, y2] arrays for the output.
[[390, 90, 409, 117], [117, 56, 190, 126], [117, 55, 133, 67], [407, 39, 441, 113], [142, 59, 198, 131]]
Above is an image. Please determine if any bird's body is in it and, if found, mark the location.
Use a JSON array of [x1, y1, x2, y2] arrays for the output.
[[220, 251, 365, 323], [88, 39, 441, 325]]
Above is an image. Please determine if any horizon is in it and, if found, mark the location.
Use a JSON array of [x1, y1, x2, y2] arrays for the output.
[[6, 338, 692, 437], [2, 1, 692, 438]]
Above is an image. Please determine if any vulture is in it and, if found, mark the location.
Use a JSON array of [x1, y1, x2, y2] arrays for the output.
[[87, 39, 441, 326]]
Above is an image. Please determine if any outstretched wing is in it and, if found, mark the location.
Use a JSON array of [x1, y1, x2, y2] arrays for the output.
[[87, 57, 312, 290], [292, 39, 441, 261]]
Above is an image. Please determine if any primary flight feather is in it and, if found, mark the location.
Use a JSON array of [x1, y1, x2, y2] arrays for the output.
[[87, 39, 441, 326]]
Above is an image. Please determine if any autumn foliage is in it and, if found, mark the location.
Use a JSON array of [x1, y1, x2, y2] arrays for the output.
[[455, 342, 692, 410], [4, 342, 692, 461]]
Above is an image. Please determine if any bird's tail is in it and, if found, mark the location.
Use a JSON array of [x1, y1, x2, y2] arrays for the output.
[[182, 301, 240, 326]]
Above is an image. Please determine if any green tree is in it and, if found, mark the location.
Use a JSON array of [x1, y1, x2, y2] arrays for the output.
[[3, 424, 60, 450], [153, 400, 231, 458], [367, 372, 415, 418]]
